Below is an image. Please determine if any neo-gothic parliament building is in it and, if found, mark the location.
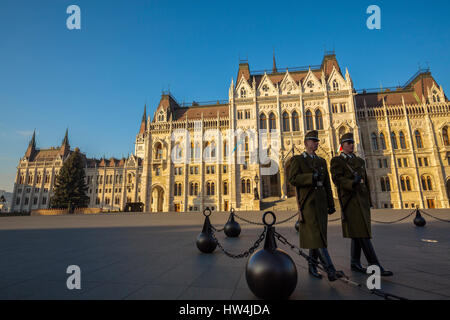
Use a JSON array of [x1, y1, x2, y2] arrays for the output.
[[10, 53, 450, 213]]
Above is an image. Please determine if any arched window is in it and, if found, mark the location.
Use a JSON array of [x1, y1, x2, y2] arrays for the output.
[[443, 126, 449, 146], [315, 109, 323, 130], [128, 174, 132, 183], [380, 177, 386, 192], [391, 132, 398, 150], [399, 131, 407, 149], [421, 176, 427, 190], [291, 111, 299, 131], [371, 133, 379, 151], [415, 130, 423, 148], [305, 110, 313, 130], [400, 177, 406, 191], [244, 136, 249, 152], [385, 177, 391, 191], [259, 113, 267, 129], [195, 183, 199, 195], [247, 179, 251, 194], [206, 182, 214, 196], [240, 88, 246, 98], [380, 133, 387, 150], [190, 183, 194, 196], [223, 181, 228, 195], [155, 143, 163, 159], [282, 112, 290, 132], [269, 112, 276, 130], [333, 80, 339, 91], [406, 176, 411, 191], [241, 179, 246, 193], [223, 141, 228, 158], [432, 90, 440, 103], [427, 176, 433, 190]]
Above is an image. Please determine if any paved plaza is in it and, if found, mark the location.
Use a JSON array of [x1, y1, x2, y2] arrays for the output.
[[0, 209, 449, 300]]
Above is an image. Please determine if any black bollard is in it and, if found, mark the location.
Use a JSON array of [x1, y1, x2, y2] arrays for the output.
[[224, 208, 241, 238], [196, 208, 217, 253], [413, 208, 426, 227], [295, 220, 300, 232], [246, 211, 298, 300]]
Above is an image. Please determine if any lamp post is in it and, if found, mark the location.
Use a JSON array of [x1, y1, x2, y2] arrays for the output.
[[254, 174, 260, 200]]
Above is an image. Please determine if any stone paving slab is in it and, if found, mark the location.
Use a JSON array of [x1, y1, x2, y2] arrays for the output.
[[0, 209, 449, 300]]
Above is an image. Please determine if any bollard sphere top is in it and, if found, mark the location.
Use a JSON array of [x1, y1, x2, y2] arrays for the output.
[[203, 208, 212, 217], [263, 211, 276, 226]]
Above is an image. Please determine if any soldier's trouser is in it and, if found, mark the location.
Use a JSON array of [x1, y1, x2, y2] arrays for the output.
[[350, 238, 366, 272], [308, 249, 322, 278], [358, 238, 393, 276], [316, 248, 343, 281]]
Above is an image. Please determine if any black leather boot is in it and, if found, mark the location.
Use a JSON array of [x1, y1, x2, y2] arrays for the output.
[[359, 238, 393, 276], [317, 248, 345, 281], [308, 249, 322, 279], [351, 238, 367, 273]]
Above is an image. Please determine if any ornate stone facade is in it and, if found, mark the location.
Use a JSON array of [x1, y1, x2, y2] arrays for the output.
[[10, 54, 450, 212]]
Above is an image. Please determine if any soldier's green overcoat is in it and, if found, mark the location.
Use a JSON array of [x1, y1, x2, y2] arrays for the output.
[[330, 153, 372, 238], [288, 153, 335, 249]]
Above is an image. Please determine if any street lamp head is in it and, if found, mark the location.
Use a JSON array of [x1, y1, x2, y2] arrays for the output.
[[254, 174, 259, 183]]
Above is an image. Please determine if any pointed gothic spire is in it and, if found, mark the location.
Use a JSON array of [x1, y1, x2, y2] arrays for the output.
[[272, 49, 278, 73], [29, 129, 36, 148], [25, 129, 37, 159], [61, 128, 69, 147], [139, 104, 147, 134]]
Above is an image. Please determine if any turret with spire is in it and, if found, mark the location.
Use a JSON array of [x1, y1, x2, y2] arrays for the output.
[[272, 49, 278, 73], [139, 104, 147, 135], [25, 130, 36, 159], [60, 129, 70, 156]]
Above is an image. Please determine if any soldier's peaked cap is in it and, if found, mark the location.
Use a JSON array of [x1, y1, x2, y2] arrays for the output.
[[340, 132, 355, 144], [304, 130, 320, 141]]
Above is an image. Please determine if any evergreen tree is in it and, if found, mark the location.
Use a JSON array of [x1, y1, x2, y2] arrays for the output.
[[51, 148, 89, 209]]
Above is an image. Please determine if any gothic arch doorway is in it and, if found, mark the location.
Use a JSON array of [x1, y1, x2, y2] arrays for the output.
[[151, 185, 164, 212]]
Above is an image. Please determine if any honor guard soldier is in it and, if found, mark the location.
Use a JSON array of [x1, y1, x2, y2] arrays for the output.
[[330, 133, 393, 276], [288, 130, 344, 281]]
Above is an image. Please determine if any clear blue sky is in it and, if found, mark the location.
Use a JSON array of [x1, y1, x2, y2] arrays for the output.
[[1, 0, 449, 191]]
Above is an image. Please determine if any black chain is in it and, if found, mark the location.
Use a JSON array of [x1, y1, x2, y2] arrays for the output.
[[210, 228, 266, 259], [233, 211, 299, 226], [370, 211, 414, 224], [273, 230, 408, 300], [233, 212, 266, 226], [211, 225, 225, 232], [420, 210, 450, 223]]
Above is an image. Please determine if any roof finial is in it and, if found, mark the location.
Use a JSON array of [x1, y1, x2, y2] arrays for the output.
[[272, 48, 277, 73], [61, 128, 69, 147]]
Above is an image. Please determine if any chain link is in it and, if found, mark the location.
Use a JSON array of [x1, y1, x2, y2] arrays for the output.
[[210, 228, 266, 259], [273, 230, 408, 300], [420, 210, 450, 223], [233, 211, 300, 226], [370, 211, 414, 224], [211, 225, 225, 232]]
